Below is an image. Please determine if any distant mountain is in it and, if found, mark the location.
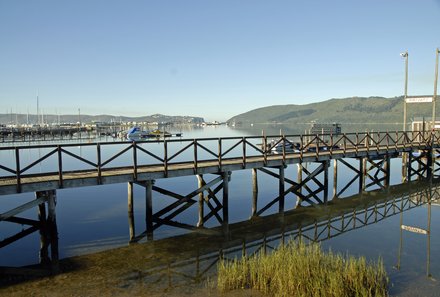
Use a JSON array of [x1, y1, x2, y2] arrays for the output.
[[227, 96, 439, 125], [0, 113, 204, 125]]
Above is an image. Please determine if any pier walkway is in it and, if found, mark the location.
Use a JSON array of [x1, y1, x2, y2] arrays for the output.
[[0, 130, 438, 195]]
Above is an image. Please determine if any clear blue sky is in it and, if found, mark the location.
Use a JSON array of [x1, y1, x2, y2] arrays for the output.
[[1, 0, 439, 121]]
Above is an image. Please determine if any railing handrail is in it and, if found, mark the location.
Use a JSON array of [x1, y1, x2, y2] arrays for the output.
[[1, 130, 439, 193]]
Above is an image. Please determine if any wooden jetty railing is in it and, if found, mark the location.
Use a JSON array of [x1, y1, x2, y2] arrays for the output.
[[0, 130, 438, 195]]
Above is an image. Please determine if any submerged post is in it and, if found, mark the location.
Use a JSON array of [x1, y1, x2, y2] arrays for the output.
[[47, 190, 59, 272], [145, 180, 154, 238], [323, 160, 329, 203], [197, 174, 204, 227], [333, 159, 338, 200], [295, 163, 303, 208], [222, 171, 229, 227], [128, 182, 135, 241], [279, 166, 285, 213], [251, 168, 258, 217]]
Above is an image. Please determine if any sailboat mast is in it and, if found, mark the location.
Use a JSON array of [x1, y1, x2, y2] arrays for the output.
[[36, 90, 39, 125]]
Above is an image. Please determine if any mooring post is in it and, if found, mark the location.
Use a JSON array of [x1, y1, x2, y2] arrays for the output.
[[323, 160, 329, 203], [196, 174, 204, 227], [128, 182, 135, 241], [279, 166, 285, 212], [37, 192, 49, 266], [333, 159, 338, 200], [362, 157, 367, 192], [222, 171, 229, 229], [427, 148, 433, 179], [145, 180, 154, 238], [47, 190, 59, 273], [384, 155, 391, 188], [408, 152, 412, 182], [251, 168, 258, 217], [295, 163, 303, 208]]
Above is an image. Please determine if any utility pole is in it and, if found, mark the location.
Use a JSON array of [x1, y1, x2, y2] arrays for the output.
[[432, 48, 439, 129], [401, 51, 408, 131]]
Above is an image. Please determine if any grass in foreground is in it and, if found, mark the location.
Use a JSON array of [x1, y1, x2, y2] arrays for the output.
[[217, 241, 388, 297]]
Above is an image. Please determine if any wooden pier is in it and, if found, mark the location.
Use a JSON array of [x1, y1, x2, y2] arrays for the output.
[[1, 130, 440, 267]]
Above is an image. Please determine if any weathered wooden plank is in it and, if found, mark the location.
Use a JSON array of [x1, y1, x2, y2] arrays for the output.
[[0, 196, 47, 221]]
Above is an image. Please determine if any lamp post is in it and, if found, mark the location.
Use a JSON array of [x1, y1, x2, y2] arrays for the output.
[[432, 48, 439, 130], [400, 51, 409, 131]]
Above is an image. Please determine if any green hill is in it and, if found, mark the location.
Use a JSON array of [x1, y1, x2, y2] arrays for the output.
[[227, 96, 438, 125]]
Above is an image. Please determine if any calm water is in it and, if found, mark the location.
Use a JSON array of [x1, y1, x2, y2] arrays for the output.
[[1, 124, 439, 296]]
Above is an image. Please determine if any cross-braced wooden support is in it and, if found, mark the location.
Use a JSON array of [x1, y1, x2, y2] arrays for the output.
[[295, 161, 329, 207], [129, 173, 231, 242], [252, 166, 291, 216], [0, 190, 59, 277], [253, 161, 330, 215], [361, 155, 391, 191], [433, 148, 440, 178], [332, 158, 364, 199], [408, 150, 432, 181]]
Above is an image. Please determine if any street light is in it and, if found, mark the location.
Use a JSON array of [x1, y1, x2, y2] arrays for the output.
[[432, 48, 439, 130], [401, 51, 408, 132]]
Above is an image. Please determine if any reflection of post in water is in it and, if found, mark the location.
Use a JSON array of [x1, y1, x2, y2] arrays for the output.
[[130, 182, 438, 290], [396, 185, 433, 278], [36, 190, 59, 271], [0, 189, 59, 277], [127, 182, 135, 242], [127, 172, 231, 243], [251, 168, 258, 218]]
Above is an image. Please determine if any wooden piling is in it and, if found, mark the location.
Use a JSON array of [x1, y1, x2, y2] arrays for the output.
[[222, 172, 229, 225], [197, 175, 204, 227], [295, 163, 303, 207], [279, 166, 285, 212], [333, 159, 338, 200], [128, 182, 135, 241], [323, 160, 329, 203], [251, 168, 258, 217], [145, 180, 154, 237], [37, 193, 49, 265]]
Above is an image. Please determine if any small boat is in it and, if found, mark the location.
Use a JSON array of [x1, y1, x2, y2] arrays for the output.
[[147, 129, 172, 138], [270, 140, 300, 154], [126, 127, 149, 139]]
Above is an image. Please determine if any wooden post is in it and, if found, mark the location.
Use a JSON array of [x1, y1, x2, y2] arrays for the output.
[[37, 192, 49, 266], [193, 139, 198, 174], [145, 180, 154, 238], [384, 155, 391, 187], [46, 190, 59, 272], [197, 174, 204, 227], [132, 142, 138, 181], [97, 143, 102, 184], [57, 145, 63, 188], [222, 171, 229, 226], [15, 147, 21, 193], [128, 182, 135, 241], [333, 159, 338, 200], [251, 168, 258, 217], [323, 160, 329, 203], [427, 149, 433, 179], [279, 166, 285, 213], [295, 163, 303, 208], [362, 157, 367, 192]]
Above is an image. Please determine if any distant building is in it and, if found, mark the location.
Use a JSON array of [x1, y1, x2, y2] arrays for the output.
[[310, 122, 341, 135]]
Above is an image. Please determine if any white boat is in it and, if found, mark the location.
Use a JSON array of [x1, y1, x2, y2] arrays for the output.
[[270, 140, 300, 154], [126, 127, 149, 139]]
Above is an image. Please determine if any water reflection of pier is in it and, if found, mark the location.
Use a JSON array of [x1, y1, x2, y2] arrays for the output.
[[2, 180, 438, 287], [123, 182, 439, 291]]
